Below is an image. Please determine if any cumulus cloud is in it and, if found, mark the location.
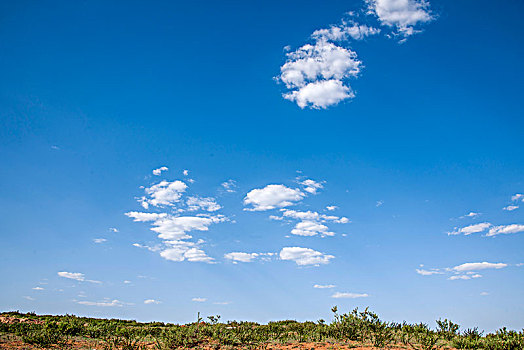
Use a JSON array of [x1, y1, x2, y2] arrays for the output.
[[141, 180, 187, 208], [280, 247, 334, 266], [152, 166, 168, 176], [160, 240, 215, 263], [503, 205, 519, 211], [460, 212, 480, 219], [511, 194, 523, 202], [448, 274, 482, 281], [313, 284, 336, 289], [109, 227, 119, 232], [144, 299, 162, 304], [447, 222, 491, 236], [291, 220, 335, 237], [367, 0, 434, 37], [126, 212, 168, 222], [277, 0, 433, 109], [486, 224, 524, 237], [332, 292, 369, 298], [244, 184, 304, 211], [326, 205, 338, 211]]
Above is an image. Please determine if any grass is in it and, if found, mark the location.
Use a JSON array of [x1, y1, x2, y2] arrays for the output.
[[0, 307, 522, 349]]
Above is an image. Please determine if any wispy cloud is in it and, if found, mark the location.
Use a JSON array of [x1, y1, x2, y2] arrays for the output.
[[77, 299, 128, 307], [487, 224, 524, 237], [58, 271, 101, 284], [447, 222, 491, 236], [192, 297, 207, 302], [314, 284, 336, 289], [144, 299, 162, 304], [93, 238, 107, 244], [331, 292, 369, 298], [503, 205, 519, 211]]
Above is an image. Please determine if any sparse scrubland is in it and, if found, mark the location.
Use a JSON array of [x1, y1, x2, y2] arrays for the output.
[[1, 307, 522, 350]]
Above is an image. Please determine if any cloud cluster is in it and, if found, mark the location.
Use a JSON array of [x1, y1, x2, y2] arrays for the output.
[[277, 0, 433, 109], [127, 171, 228, 264]]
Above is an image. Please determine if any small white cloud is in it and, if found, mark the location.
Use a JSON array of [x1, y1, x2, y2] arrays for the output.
[[213, 301, 231, 305], [300, 179, 324, 194], [144, 299, 161, 304], [93, 238, 107, 244], [291, 220, 334, 237], [313, 284, 336, 289], [480, 292, 489, 296], [511, 193, 524, 202], [126, 212, 168, 222], [415, 268, 442, 276], [142, 180, 187, 208], [503, 205, 519, 211], [326, 205, 338, 211], [452, 262, 507, 272], [244, 184, 304, 211], [133, 243, 162, 252], [32, 287, 44, 291], [77, 299, 126, 307], [331, 292, 369, 298], [376, 200, 384, 207], [487, 224, 524, 237], [23, 296, 35, 301], [460, 212, 481, 219], [183, 170, 189, 176], [448, 275, 471, 281], [224, 252, 259, 263], [186, 196, 221, 212], [367, 0, 434, 37], [192, 297, 207, 302], [448, 222, 491, 236], [123, 280, 131, 284], [57, 271, 101, 284], [221, 179, 237, 193], [279, 247, 334, 266], [153, 166, 169, 176]]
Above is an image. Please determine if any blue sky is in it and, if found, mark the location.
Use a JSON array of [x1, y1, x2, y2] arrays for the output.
[[0, 0, 523, 332]]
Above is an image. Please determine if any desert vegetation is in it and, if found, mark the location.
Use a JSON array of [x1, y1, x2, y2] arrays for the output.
[[0, 307, 522, 350]]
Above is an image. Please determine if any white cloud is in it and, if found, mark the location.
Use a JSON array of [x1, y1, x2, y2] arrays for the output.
[[58, 271, 85, 281], [186, 196, 221, 212], [213, 301, 231, 305], [123, 280, 131, 284], [279, 39, 361, 109], [480, 292, 489, 296], [109, 227, 119, 232], [32, 287, 44, 291], [142, 180, 187, 208], [152, 166, 168, 176], [192, 297, 207, 302], [224, 252, 259, 263], [460, 212, 480, 219], [312, 23, 380, 41], [126, 211, 167, 222], [452, 262, 507, 272], [183, 170, 189, 176], [77, 299, 126, 307], [326, 205, 338, 211], [23, 296, 35, 301], [57, 271, 101, 284], [279, 247, 334, 266], [486, 224, 524, 237], [291, 220, 335, 237], [376, 200, 384, 207], [314, 284, 336, 289], [415, 268, 442, 276], [511, 193, 524, 202], [300, 179, 324, 194], [367, 0, 433, 37], [150, 215, 227, 240], [93, 238, 107, 244], [503, 205, 519, 211], [221, 179, 237, 193], [448, 222, 491, 236], [331, 292, 369, 298], [132, 243, 162, 252], [161, 243, 215, 264], [244, 184, 304, 211], [144, 299, 161, 304]]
